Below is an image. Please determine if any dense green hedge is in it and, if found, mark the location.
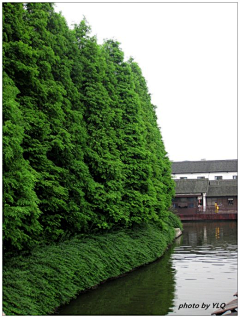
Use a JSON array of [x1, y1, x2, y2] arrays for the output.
[[3, 221, 178, 315], [3, 3, 175, 254], [3, 4, 181, 313], [165, 209, 183, 230]]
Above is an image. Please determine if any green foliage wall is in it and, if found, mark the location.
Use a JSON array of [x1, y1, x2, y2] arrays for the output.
[[3, 3, 176, 253]]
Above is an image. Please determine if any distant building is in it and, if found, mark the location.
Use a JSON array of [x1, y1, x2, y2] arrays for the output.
[[171, 160, 238, 214], [171, 159, 237, 180]]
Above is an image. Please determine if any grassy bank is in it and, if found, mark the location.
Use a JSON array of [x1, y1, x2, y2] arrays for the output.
[[3, 216, 182, 315]]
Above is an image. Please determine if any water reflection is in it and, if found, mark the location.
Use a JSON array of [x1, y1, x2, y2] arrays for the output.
[[169, 221, 237, 316], [56, 245, 176, 315], [56, 221, 237, 316], [215, 227, 220, 239]]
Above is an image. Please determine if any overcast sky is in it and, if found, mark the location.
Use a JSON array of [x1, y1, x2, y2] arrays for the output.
[[55, 2, 237, 162]]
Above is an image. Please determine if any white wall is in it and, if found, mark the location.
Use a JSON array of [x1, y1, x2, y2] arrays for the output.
[[172, 172, 237, 180]]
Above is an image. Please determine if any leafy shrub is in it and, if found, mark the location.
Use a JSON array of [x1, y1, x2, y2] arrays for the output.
[[164, 210, 183, 230]]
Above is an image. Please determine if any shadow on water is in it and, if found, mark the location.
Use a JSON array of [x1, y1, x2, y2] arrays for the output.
[[55, 244, 177, 315], [56, 221, 237, 316]]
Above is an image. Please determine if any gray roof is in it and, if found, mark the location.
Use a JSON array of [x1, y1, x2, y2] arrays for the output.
[[207, 180, 238, 197], [171, 160, 237, 174], [174, 179, 209, 194], [174, 179, 237, 197]]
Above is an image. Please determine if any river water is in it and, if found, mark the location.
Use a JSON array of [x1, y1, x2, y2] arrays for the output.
[[56, 221, 237, 316]]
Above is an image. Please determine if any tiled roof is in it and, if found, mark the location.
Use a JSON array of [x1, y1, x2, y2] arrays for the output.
[[207, 180, 238, 197], [174, 179, 209, 194], [174, 179, 238, 197], [171, 159, 237, 174]]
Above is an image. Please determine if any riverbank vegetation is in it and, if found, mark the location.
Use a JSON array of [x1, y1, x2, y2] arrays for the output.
[[3, 3, 181, 315], [3, 221, 181, 315]]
